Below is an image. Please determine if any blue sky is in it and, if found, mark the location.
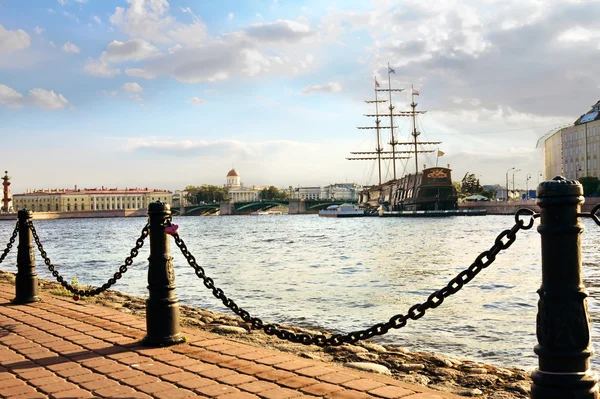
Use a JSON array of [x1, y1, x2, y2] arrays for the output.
[[1, 0, 599, 194]]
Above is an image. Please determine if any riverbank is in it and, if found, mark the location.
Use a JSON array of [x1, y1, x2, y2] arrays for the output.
[[0, 271, 531, 398], [0, 209, 147, 221]]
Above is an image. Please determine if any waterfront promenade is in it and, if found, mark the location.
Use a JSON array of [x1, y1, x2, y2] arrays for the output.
[[0, 283, 459, 399]]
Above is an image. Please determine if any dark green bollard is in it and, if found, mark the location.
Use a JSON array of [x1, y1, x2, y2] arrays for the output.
[[142, 201, 185, 346], [13, 209, 40, 304], [532, 176, 599, 398]]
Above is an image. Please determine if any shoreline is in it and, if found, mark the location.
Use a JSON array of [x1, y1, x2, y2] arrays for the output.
[[0, 270, 530, 398]]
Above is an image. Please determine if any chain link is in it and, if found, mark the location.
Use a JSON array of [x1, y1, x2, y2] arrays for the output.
[[579, 204, 600, 226], [0, 222, 18, 265], [170, 209, 539, 347], [28, 220, 150, 299]]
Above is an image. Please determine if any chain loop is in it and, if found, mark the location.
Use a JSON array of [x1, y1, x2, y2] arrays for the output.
[[28, 221, 150, 298], [170, 210, 538, 346], [0, 222, 18, 265]]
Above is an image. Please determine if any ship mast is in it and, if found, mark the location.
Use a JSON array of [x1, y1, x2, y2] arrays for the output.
[[374, 78, 383, 185], [411, 84, 419, 176]]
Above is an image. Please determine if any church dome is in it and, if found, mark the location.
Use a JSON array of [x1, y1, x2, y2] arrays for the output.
[[226, 169, 239, 177]]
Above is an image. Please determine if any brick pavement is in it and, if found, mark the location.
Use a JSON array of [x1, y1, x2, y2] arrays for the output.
[[0, 283, 461, 398]]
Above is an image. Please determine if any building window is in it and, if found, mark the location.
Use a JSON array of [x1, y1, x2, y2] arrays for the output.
[[67, 204, 71, 211], [55, 204, 59, 211], [74, 204, 78, 211]]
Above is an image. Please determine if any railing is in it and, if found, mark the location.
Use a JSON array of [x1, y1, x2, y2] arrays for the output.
[[0, 176, 598, 398]]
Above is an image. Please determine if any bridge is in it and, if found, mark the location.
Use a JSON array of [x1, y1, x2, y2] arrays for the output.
[[172, 199, 357, 216]]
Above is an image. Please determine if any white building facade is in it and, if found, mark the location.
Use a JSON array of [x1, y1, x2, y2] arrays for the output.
[[225, 169, 260, 202]]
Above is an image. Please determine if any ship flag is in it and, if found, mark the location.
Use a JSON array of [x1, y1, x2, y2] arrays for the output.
[[413, 87, 420, 96], [438, 150, 445, 157], [375, 78, 380, 88], [388, 65, 395, 74]]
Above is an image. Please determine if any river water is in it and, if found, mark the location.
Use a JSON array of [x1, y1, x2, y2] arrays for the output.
[[1, 214, 600, 371]]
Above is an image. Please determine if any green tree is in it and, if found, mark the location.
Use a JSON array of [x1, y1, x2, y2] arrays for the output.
[[259, 186, 289, 200], [579, 177, 600, 197], [184, 185, 229, 204], [460, 173, 483, 197]]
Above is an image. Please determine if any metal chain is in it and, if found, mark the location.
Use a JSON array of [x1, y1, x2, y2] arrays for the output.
[[28, 220, 150, 299], [0, 222, 18, 264], [579, 204, 600, 226], [170, 209, 539, 347]]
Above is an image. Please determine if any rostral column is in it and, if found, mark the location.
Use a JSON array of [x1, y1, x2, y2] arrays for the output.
[[2, 171, 11, 213]]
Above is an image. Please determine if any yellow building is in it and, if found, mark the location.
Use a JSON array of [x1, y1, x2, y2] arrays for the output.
[[13, 186, 173, 212], [542, 100, 600, 180]]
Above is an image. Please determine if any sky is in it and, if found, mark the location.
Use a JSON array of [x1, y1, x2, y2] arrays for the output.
[[1, 0, 599, 194]]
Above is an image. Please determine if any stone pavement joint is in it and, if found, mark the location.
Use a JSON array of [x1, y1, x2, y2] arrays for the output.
[[0, 283, 461, 398]]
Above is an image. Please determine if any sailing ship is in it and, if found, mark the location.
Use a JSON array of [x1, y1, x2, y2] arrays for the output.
[[348, 65, 460, 215]]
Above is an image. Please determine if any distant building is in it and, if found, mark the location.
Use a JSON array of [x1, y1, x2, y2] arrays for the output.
[[295, 186, 322, 200], [320, 183, 361, 201], [224, 169, 260, 202], [172, 190, 188, 208], [541, 100, 600, 180], [13, 186, 172, 212]]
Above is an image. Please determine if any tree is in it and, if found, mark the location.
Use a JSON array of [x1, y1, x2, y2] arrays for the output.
[[184, 185, 229, 204], [460, 173, 483, 197], [259, 186, 289, 200], [579, 176, 600, 197]]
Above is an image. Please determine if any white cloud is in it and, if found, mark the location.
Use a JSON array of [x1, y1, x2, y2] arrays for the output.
[[47, 9, 56, 14], [125, 68, 156, 79], [74, 0, 87, 3], [28, 88, 68, 109], [0, 84, 23, 108], [244, 19, 316, 43], [188, 97, 204, 104], [0, 24, 30, 53], [228, 13, 234, 21], [62, 42, 80, 53], [57, 0, 66, 5], [84, 58, 121, 77], [122, 82, 143, 93], [34, 27, 45, 35], [92, 15, 101, 24], [302, 82, 342, 94], [49, 41, 56, 48], [557, 26, 600, 42], [102, 39, 160, 62]]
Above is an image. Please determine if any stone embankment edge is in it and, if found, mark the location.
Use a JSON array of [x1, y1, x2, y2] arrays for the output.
[[0, 271, 531, 398]]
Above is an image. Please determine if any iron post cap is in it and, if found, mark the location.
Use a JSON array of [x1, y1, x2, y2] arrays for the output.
[[537, 176, 583, 198], [148, 201, 171, 213], [17, 209, 33, 219]]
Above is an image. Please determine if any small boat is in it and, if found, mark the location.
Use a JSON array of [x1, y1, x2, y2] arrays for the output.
[[319, 204, 365, 218]]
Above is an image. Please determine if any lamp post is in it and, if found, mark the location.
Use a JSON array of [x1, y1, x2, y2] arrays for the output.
[[506, 167, 515, 201], [538, 170, 542, 184], [526, 173, 532, 200], [512, 169, 521, 200]]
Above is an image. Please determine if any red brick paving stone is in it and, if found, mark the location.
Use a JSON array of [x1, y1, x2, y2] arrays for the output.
[[254, 355, 297, 366], [190, 339, 231, 349], [136, 381, 178, 395], [256, 369, 297, 382], [366, 385, 421, 398], [326, 390, 375, 399], [402, 394, 447, 399], [195, 383, 240, 397], [296, 366, 337, 378], [107, 368, 145, 380], [177, 376, 218, 390], [55, 366, 92, 378], [93, 384, 139, 398], [236, 364, 274, 376], [161, 371, 201, 383], [238, 380, 280, 394], [342, 379, 387, 392], [7, 392, 47, 399], [318, 372, 360, 385], [165, 357, 199, 367], [93, 363, 131, 374], [301, 382, 346, 396], [1, 384, 42, 397], [189, 351, 236, 365], [198, 367, 237, 379], [184, 362, 222, 373], [38, 381, 83, 394], [218, 393, 259, 399], [259, 387, 305, 399], [221, 359, 254, 370], [0, 376, 26, 389], [67, 373, 106, 384], [152, 387, 198, 399], [46, 361, 80, 372], [120, 374, 161, 387], [51, 388, 94, 398], [278, 376, 320, 389], [235, 351, 274, 361], [216, 373, 257, 386], [78, 377, 121, 391], [28, 376, 66, 387]]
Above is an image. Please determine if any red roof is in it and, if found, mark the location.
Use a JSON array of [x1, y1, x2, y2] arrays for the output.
[[226, 169, 239, 177], [14, 188, 172, 196]]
